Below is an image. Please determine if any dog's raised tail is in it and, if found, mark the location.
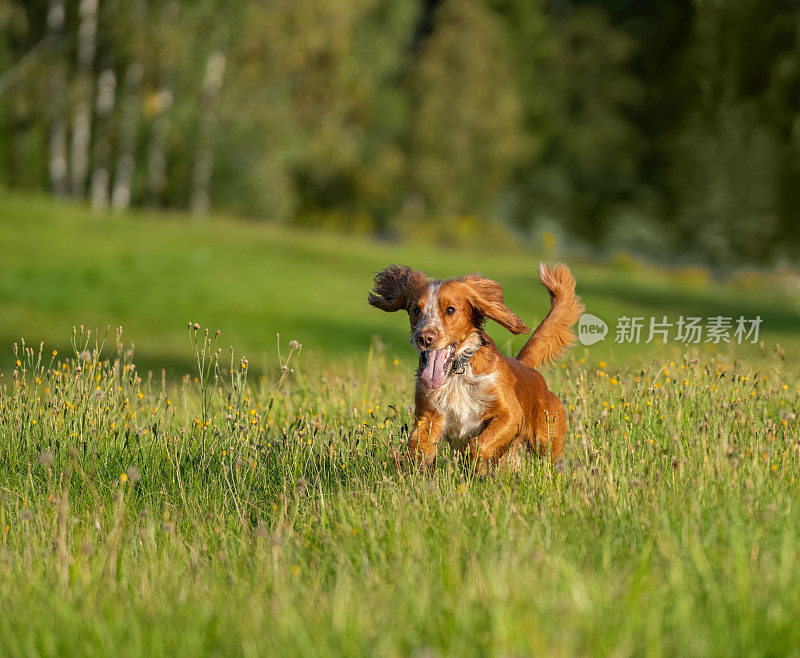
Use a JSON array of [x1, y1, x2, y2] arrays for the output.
[[516, 263, 584, 370]]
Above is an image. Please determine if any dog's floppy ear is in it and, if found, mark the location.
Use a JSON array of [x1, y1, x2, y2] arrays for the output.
[[368, 265, 428, 312], [461, 274, 530, 334]]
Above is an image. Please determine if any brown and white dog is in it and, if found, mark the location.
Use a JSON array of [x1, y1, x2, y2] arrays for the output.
[[368, 264, 583, 470]]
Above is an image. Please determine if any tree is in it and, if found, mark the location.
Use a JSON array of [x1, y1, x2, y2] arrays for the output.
[[666, 0, 800, 265], [507, 3, 644, 245], [407, 0, 525, 221], [216, 0, 419, 225]]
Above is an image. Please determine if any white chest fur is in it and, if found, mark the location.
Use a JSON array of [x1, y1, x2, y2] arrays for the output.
[[427, 367, 497, 449]]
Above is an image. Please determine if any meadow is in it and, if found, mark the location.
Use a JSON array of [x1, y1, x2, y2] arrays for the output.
[[3, 190, 800, 372], [1, 191, 800, 656]]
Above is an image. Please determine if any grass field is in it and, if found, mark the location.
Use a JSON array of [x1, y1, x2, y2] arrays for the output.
[[2, 190, 800, 656], [3, 190, 800, 371]]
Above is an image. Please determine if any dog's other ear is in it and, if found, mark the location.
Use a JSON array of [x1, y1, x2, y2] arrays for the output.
[[368, 265, 428, 312], [461, 274, 530, 334]]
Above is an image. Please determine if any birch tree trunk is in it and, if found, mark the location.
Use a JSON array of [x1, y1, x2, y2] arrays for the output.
[[70, 0, 99, 197], [90, 68, 116, 213], [111, 62, 143, 211], [47, 0, 69, 196], [146, 2, 179, 207], [190, 51, 226, 219], [145, 90, 173, 206]]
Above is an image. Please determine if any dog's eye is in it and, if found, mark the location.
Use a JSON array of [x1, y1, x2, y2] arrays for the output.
[[413, 306, 422, 316], [445, 306, 456, 316]]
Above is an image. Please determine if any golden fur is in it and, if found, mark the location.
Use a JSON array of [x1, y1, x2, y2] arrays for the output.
[[368, 263, 584, 469]]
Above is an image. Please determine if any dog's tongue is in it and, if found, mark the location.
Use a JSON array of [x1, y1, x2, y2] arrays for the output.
[[421, 348, 449, 389]]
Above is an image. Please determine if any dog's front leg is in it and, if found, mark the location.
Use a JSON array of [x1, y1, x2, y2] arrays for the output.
[[466, 410, 518, 473], [406, 411, 444, 467]]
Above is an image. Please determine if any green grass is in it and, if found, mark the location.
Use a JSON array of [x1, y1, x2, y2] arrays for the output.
[[3, 190, 800, 655], [2, 188, 800, 375], [1, 328, 799, 656]]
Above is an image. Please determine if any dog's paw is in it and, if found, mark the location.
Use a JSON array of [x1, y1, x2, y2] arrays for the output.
[[392, 447, 434, 473]]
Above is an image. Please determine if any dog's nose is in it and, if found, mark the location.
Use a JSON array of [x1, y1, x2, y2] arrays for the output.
[[416, 329, 437, 348]]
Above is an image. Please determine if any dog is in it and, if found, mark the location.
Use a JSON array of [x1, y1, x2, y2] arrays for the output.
[[368, 263, 583, 470]]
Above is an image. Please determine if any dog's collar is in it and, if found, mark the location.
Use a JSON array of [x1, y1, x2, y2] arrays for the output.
[[451, 332, 487, 375], [451, 348, 477, 375]]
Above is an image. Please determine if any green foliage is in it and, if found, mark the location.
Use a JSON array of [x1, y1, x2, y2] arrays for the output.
[[2, 0, 800, 263], [219, 0, 419, 225], [0, 0, 45, 187], [665, 0, 800, 265], [408, 0, 525, 219], [507, 3, 644, 243]]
